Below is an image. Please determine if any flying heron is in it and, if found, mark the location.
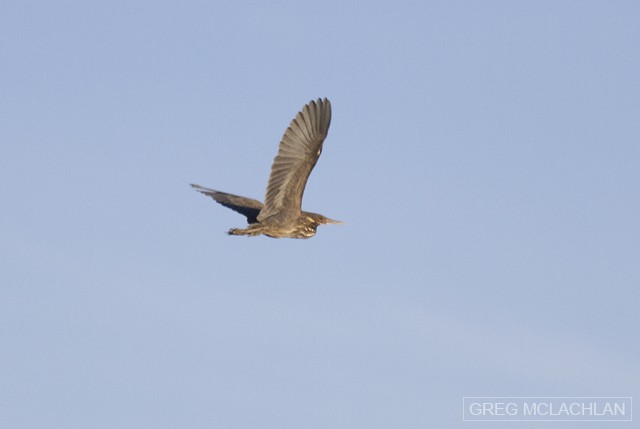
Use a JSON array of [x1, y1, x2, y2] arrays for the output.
[[191, 98, 342, 239]]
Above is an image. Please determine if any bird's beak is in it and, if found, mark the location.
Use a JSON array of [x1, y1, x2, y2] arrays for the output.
[[325, 218, 344, 225]]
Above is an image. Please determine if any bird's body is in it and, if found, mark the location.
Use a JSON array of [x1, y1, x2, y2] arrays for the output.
[[191, 98, 342, 239]]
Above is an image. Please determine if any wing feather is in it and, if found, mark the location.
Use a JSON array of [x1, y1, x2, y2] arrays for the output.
[[191, 184, 263, 224], [258, 98, 332, 221]]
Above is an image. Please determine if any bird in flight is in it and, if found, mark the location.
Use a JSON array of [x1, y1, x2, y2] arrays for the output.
[[191, 98, 343, 239]]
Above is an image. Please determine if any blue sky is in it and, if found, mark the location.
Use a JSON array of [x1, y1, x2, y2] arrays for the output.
[[1, 1, 639, 428]]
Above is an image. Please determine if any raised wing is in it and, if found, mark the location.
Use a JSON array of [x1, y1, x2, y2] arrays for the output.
[[257, 98, 332, 221], [191, 184, 263, 224]]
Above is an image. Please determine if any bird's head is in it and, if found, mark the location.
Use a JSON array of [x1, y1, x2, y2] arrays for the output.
[[288, 213, 344, 238]]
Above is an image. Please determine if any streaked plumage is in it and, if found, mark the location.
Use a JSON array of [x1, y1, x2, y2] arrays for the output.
[[191, 98, 342, 239]]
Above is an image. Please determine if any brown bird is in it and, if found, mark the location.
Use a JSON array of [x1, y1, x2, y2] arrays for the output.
[[191, 98, 342, 238]]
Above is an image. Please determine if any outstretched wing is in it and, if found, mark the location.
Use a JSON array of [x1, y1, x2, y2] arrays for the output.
[[257, 98, 332, 221], [191, 184, 263, 224]]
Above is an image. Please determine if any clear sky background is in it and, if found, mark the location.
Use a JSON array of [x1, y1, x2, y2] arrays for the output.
[[1, 1, 639, 428]]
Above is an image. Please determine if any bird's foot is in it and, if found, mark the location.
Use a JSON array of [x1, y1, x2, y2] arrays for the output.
[[227, 228, 246, 236]]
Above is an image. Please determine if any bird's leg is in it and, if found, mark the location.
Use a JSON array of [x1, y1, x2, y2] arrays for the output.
[[227, 224, 263, 236]]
